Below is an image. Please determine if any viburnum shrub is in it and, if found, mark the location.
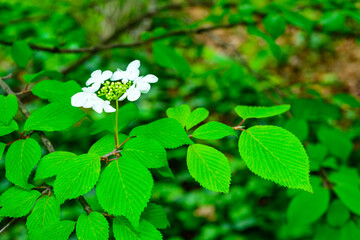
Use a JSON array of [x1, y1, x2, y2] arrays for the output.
[[0, 60, 311, 239]]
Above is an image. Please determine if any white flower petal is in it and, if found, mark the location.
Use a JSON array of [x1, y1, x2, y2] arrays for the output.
[[118, 92, 128, 101], [91, 69, 102, 78], [92, 104, 103, 114], [127, 88, 141, 101], [71, 92, 87, 107], [103, 102, 116, 112], [111, 70, 125, 80], [127, 60, 140, 72], [101, 70, 113, 81], [136, 81, 151, 93], [142, 74, 158, 83], [125, 60, 140, 80]]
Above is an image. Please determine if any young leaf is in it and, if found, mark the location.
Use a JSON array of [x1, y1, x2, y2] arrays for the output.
[[187, 144, 231, 193], [91, 103, 138, 135], [282, 10, 313, 32], [0, 120, 19, 136], [327, 200, 350, 227], [122, 136, 168, 169], [0, 94, 18, 125], [35, 151, 77, 180], [40, 220, 76, 240], [97, 157, 154, 228], [234, 104, 290, 120], [130, 118, 193, 149], [0, 187, 40, 217], [153, 41, 191, 79], [76, 212, 109, 240], [238, 125, 312, 192], [5, 138, 41, 188], [54, 153, 101, 204], [142, 203, 170, 229], [24, 102, 86, 132], [11, 40, 33, 68], [88, 134, 127, 157], [27, 195, 60, 240], [24, 70, 63, 83], [185, 108, 209, 130], [192, 121, 236, 140], [113, 217, 162, 240], [166, 105, 191, 127], [263, 13, 286, 39], [32, 80, 81, 102], [287, 177, 330, 225]]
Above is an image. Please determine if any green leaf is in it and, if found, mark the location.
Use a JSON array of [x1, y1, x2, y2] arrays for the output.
[[0, 94, 18, 125], [34, 151, 77, 180], [130, 118, 192, 149], [88, 134, 127, 157], [185, 108, 209, 130], [91, 103, 138, 135], [192, 122, 236, 140], [122, 136, 167, 169], [54, 153, 101, 204], [234, 104, 290, 120], [284, 118, 309, 142], [97, 157, 154, 228], [282, 10, 313, 32], [317, 126, 353, 161], [32, 80, 81, 102], [11, 40, 33, 68], [142, 203, 170, 229], [5, 138, 41, 188], [166, 105, 191, 127], [76, 212, 109, 240], [24, 70, 63, 83], [0, 187, 40, 217], [340, 221, 360, 240], [0, 120, 19, 136], [307, 143, 328, 171], [263, 13, 286, 39], [320, 11, 346, 32], [26, 195, 60, 240], [153, 41, 191, 79], [329, 168, 360, 215], [238, 125, 312, 192], [187, 144, 231, 193], [287, 177, 330, 225], [113, 217, 162, 240], [327, 200, 350, 227], [40, 220, 76, 240], [24, 102, 86, 132]]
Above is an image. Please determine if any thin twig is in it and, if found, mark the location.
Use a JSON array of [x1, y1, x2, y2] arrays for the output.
[[77, 196, 93, 215], [0, 219, 16, 233]]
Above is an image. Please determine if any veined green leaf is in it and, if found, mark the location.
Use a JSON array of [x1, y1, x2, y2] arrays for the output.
[[187, 144, 231, 193], [76, 212, 109, 240], [0, 120, 19, 136], [97, 157, 154, 228], [88, 134, 127, 157], [0, 94, 18, 125], [238, 125, 312, 192], [122, 136, 167, 169], [166, 105, 191, 127], [192, 121, 236, 140], [27, 195, 60, 240], [0, 187, 40, 217], [32, 80, 81, 102], [40, 220, 76, 240], [24, 102, 86, 132], [24, 70, 63, 83], [113, 217, 162, 240], [234, 104, 290, 120], [185, 108, 209, 130], [35, 151, 77, 180], [130, 118, 192, 149], [11, 40, 33, 68], [142, 203, 170, 229], [5, 138, 41, 188], [54, 153, 101, 204]]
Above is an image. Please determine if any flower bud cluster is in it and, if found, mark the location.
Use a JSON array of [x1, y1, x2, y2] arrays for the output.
[[97, 81, 133, 101]]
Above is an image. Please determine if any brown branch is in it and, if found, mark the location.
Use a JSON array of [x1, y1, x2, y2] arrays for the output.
[[77, 196, 93, 215]]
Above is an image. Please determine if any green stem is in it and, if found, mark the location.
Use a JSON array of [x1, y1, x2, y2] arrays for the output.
[[115, 100, 119, 148]]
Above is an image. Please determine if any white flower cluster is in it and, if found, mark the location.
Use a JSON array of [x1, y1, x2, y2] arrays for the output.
[[71, 60, 158, 114]]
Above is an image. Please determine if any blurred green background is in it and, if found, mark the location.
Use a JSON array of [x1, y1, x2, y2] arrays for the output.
[[1, 0, 360, 239]]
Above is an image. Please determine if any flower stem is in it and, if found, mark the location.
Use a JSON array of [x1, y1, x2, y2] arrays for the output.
[[115, 100, 119, 148]]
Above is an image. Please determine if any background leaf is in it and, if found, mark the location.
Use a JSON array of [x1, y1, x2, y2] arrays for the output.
[[142, 203, 170, 229], [11, 40, 33, 68], [24, 70, 63, 83]]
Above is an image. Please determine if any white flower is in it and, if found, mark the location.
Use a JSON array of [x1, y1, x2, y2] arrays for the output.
[[111, 60, 140, 83], [85, 70, 112, 92], [119, 74, 158, 102], [71, 91, 116, 114]]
